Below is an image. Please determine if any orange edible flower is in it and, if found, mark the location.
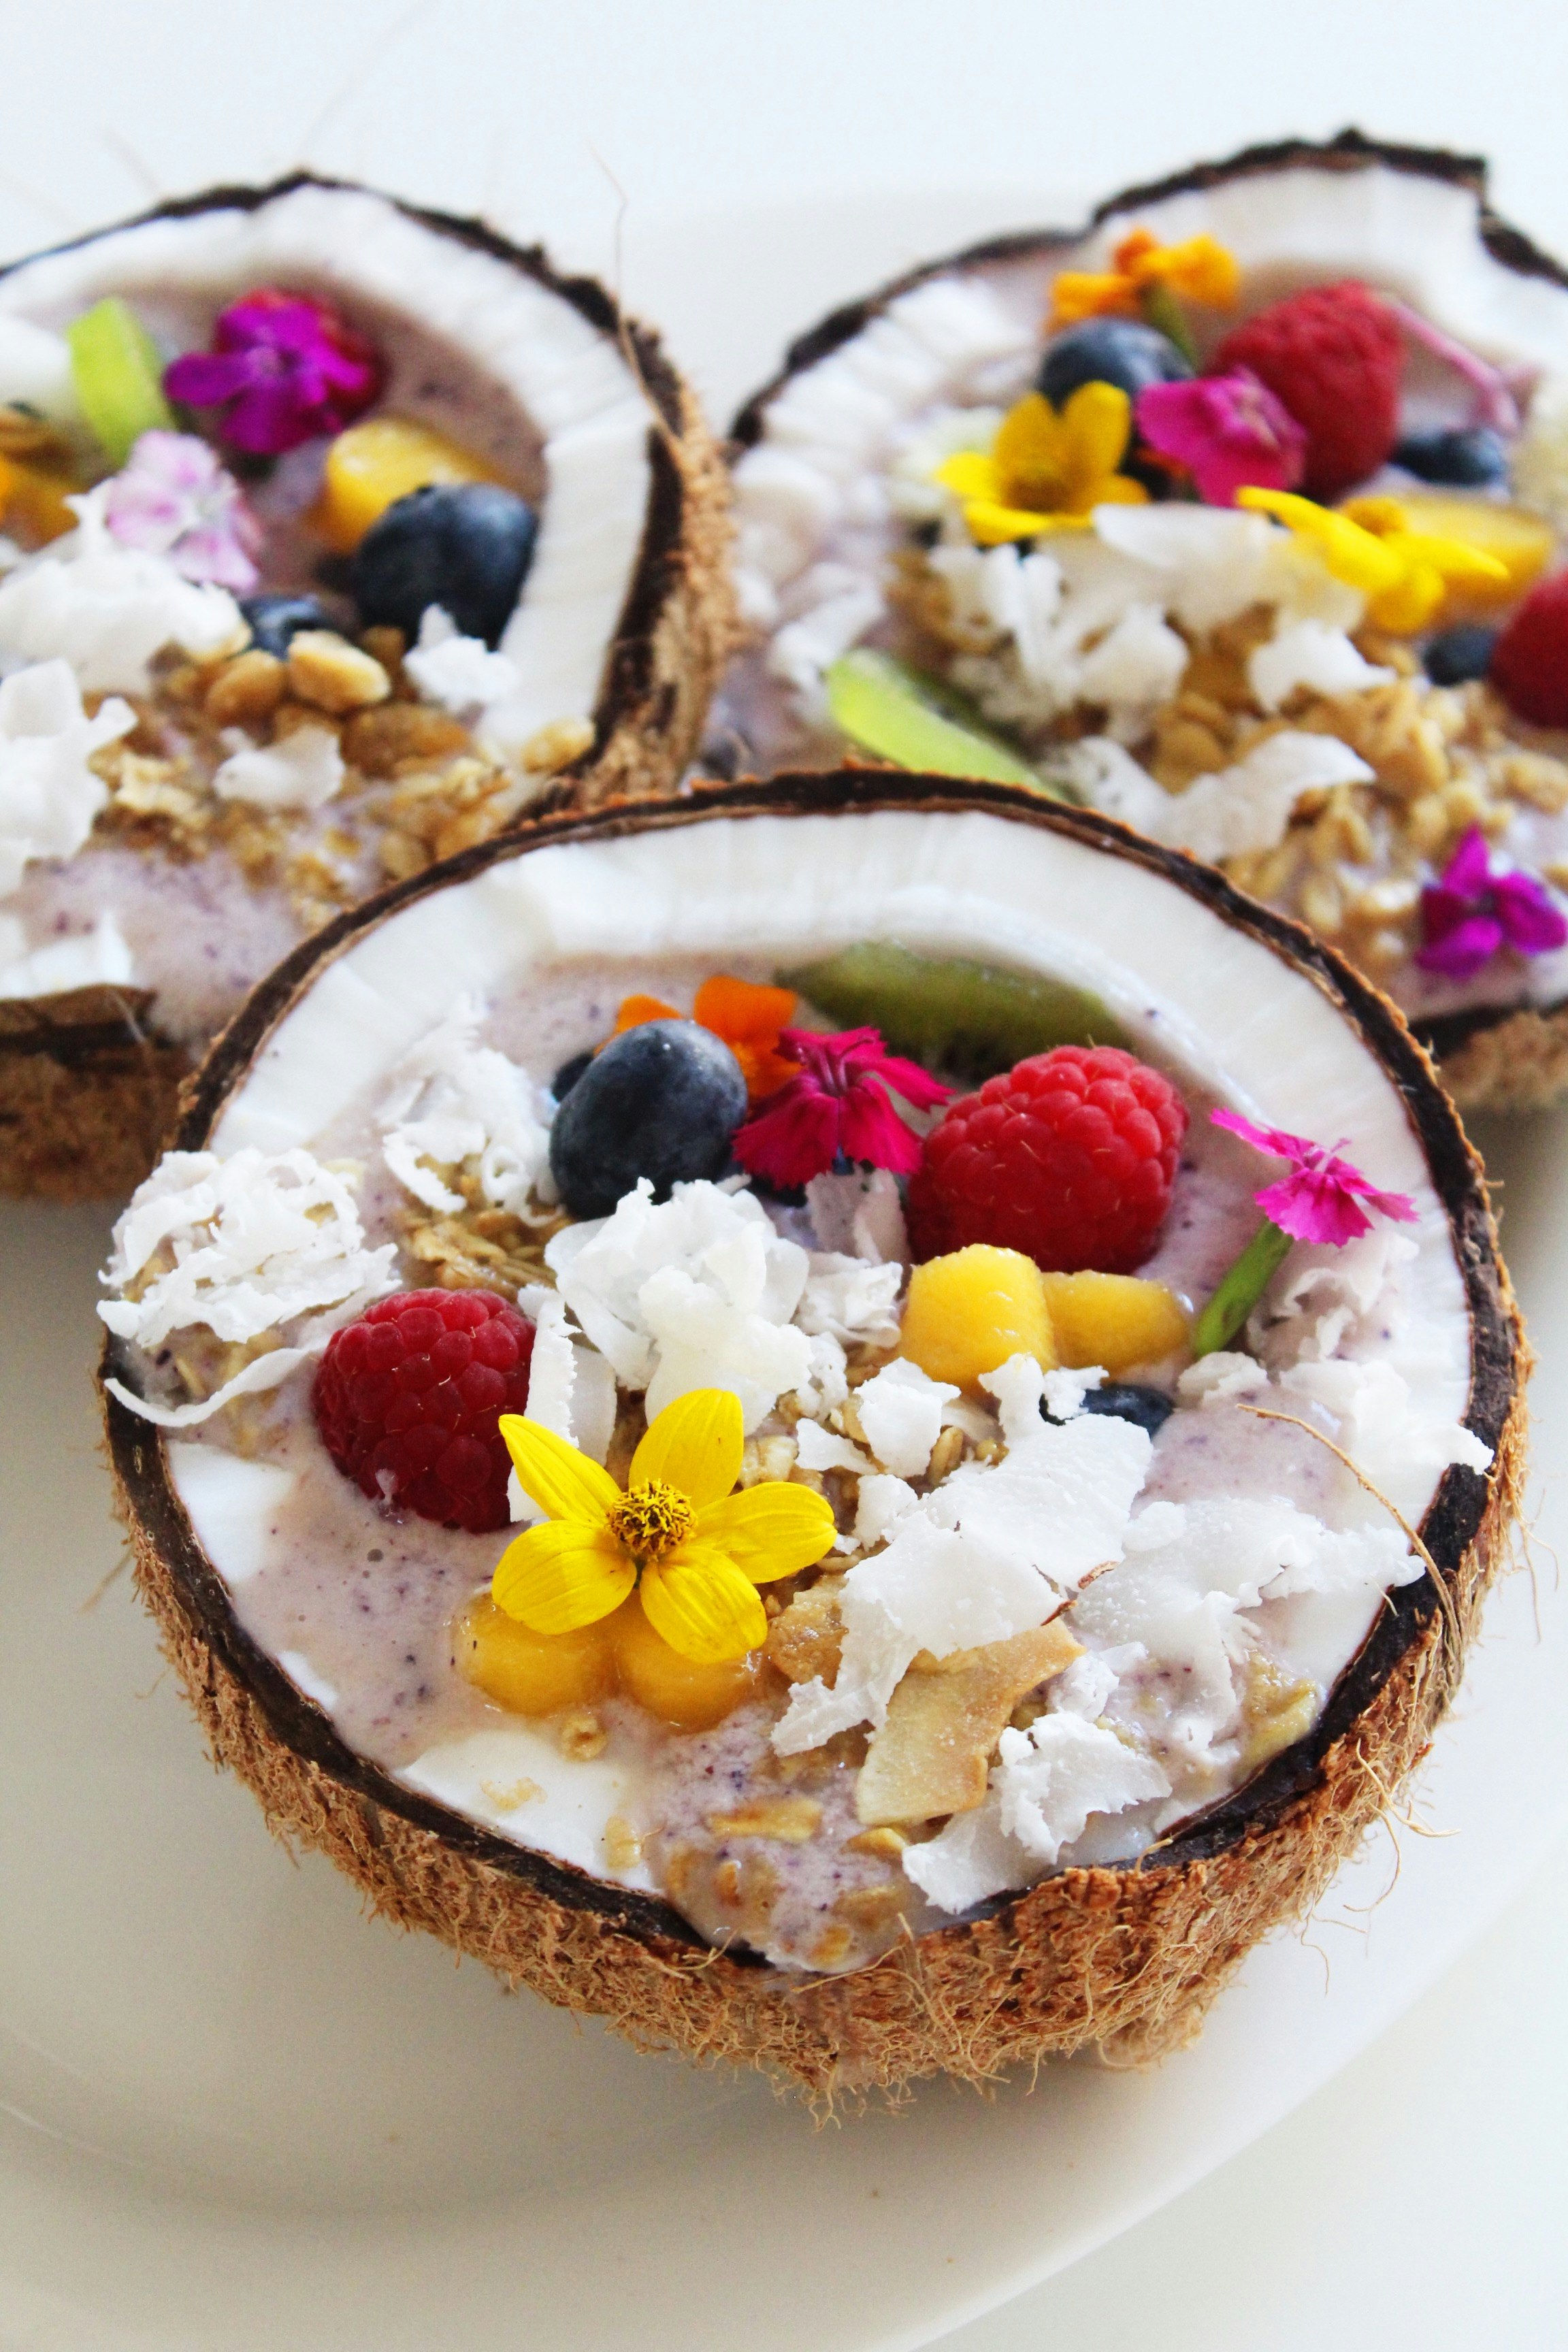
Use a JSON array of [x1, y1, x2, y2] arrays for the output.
[[608, 975, 800, 1100], [1049, 227, 1241, 330]]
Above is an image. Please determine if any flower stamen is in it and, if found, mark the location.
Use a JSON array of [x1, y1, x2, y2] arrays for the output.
[[606, 1478, 697, 1565]]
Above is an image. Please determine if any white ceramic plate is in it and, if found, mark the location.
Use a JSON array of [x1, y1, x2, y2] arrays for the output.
[[3, 193, 1567, 2352]]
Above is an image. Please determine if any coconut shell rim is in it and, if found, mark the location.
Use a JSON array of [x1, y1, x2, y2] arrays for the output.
[[101, 767, 1522, 1970], [0, 167, 715, 1071]]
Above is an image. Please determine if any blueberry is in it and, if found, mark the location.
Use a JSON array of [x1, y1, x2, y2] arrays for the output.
[[350, 483, 539, 649], [1423, 624, 1498, 687], [1079, 1383, 1175, 1437], [548, 1019, 749, 1220], [240, 592, 336, 657], [1038, 320, 1193, 413], [551, 1047, 595, 1102], [1393, 426, 1509, 488]]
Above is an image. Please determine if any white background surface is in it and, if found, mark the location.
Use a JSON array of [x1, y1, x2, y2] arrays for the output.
[[1, 3, 1567, 2345]]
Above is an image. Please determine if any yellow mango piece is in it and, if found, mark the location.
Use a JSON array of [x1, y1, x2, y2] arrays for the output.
[[309, 415, 503, 553], [2, 455, 78, 545], [455, 1591, 616, 1717], [609, 1594, 762, 1731], [1367, 491, 1551, 617], [1038, 1271, 1189, 1375], [898, 1245, 1058, 1391]]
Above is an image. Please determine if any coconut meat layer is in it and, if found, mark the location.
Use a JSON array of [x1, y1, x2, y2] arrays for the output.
[[717, 160, 1568, 1024], [108, 808, 1488, 1960]]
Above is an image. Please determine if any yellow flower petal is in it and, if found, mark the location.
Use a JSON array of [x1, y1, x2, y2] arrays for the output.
[[1049, 268, 1141, 327], [1059, 380, 1134, 491], [962, 497, 1089, 545], [630, 1387, 744, 1509], [1237, 488, 1405, 598], [640, 1546, 768, 1664], [993, 391, 1071, 506], [1088, 476, 1151, 509], [492, 1520, 634, 1633], [696, 1482, 839, 1582], [933, 449, 1002, 500], [1367, 557, 1446, 634], [497, 1415, 619, 1527], [1138, 233, 1241, 310]]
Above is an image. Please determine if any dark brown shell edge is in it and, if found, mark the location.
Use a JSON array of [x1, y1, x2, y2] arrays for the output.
[[727, 129, 1568, 1107], [0, 170, 736, 1202], [103, 770, 1528, 2102]]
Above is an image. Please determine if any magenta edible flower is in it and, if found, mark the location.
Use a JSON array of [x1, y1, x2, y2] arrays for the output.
[[1415, 826, 1568, 983], [732, 1026, 951, 1188], [1211, 1109, 1419, 1246], [101, 429, 263, 590], [163, 288, 382, 456], [1134, 369, 1307, 506]]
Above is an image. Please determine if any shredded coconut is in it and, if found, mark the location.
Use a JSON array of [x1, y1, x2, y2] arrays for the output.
[[1081, 728, 1376, 864], [404, 604, 520, 715], [378, 996, 555, 1215], [0, 656, 135, 892], [212, 721, 344, 811], [0, 487, 242, 692], [1248, 618, 1394, 713], [854, 1358, 958, 1477], [795, 1251, 902, 1347]]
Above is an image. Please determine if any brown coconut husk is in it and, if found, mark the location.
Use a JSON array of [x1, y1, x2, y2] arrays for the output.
[[1, 173, 736, 1202], [728, 129, 1568, 1117], [103, 772, 1527, 2102]]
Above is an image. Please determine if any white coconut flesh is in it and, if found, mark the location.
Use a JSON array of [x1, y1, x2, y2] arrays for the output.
[[105, 806, 1490, 1965], [0, 182, 655, 1030], [717, 156, 1568, 1024]]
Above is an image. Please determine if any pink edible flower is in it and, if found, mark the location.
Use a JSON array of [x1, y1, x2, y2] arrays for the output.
[[101, 429, 263, 591], [1134, 368, 1307, 506], [732, 1026, 951, 1188], [1415, 826, 1568, 983], [1211, 1109, 1419, 1246], [163, 288, 382, 456]]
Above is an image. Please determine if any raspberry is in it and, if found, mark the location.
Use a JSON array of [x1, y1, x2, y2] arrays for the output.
[[906, 1046, 1188, 1275], [312, 1288, 535, 1533], [1488, 570, 1568, 727], [1214, 282, 1403, 502]]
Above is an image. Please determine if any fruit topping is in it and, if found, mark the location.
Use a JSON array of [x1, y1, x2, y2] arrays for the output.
[[455, 1591, 616, 1716], [494, 1390, 835, 1665], [1488, 568, 1568, 725], [239, 591, 337, 658], [608, 1592, 764, 1729], [349, 480, 538, 649], [163, 287, 382, 456], [781, 941, 1127, 1078], [549, 1017, 748, 1219], [1348, 490, 1551, 615], [310, 414, 504, 553], [1215, 281, 1404, 500], [100, 430, 262, 591], [1036, 1270, 1188, 1374], [1073, 1381, 1174, 1437], [1422, 623, 1497, 686], [907, 1045, 1187, 1274], [312, 1288, 536, 1533], [67, 297, 174, 468], [732, 1024, 949, 1189], [896, 1243, 1056, 1391], [1394, 424, 1509, 487], [1037, 317, 1193, 416], [823, 647, 1050, 787], [608, 975, 800, 1100]]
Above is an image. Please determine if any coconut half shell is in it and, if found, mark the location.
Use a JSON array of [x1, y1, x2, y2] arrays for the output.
[[0, 172, 734, 1200], [719, 129, 1568, 1112], [101, 770, 1524, 2101]]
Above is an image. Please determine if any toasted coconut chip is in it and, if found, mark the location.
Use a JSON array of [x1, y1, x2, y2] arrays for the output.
[[856, 1620, 1082, 1828]]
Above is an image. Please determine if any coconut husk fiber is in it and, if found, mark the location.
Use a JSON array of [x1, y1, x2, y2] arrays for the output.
[[103, 772, 1528, 2102], [0, 172, 736, 1202]]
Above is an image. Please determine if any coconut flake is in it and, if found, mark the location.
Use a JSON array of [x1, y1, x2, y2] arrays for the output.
[[212, 721, 344, 811], [853, 1471, 919, 1551], [796, 1251, 902, 1348], [978, 1352, 1049, 1448], [0, 657, 135, 892], [1148, 731, 1375, 864], [994, 1714, 1171, 1865], [925, 1411, 1152, 1593], [804, 1166, 909, 1264], [1248, 618, 1394, 713], [404, 604, 520, 715], [98, 1146, 397, 1352], [855, 1358, 958, 1477], [0, 488, 242, 693], [378, 996, 554, 1217], [794, 1418, 875, 1475]]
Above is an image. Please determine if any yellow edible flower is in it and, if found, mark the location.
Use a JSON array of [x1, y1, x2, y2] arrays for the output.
[[1237, 486, 1509, 633], [493, 1388, 836, 1665], [1049, 227, 1241, 330], [934, 384, 1147, 546]]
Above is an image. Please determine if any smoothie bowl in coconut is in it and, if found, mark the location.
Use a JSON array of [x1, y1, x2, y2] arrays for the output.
[[717, 131, 1568, 1111], [0, 172, 732, 1198], [99, 772, 1521, 2099]]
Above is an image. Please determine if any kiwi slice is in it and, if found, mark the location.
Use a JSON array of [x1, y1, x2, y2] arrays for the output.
[[825, 649, 1066, 794], [67, 297, 174, 468], [781, 939, 1128, 1077]]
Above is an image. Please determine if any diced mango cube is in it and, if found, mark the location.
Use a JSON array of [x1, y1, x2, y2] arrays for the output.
[[2, 455, 78, 546], [309, 415, 504, 553], [898, 1245, 1058, 1391], [1038, 1270, 1189, 1375], [1350, 491, 1552, 618], [455, 1592, 616, 1717], [609, 1594, 762, 1731]]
